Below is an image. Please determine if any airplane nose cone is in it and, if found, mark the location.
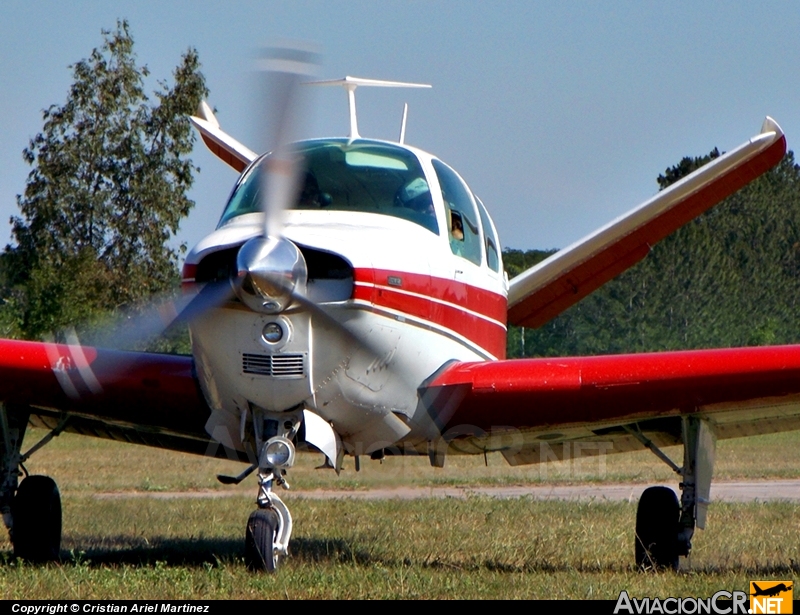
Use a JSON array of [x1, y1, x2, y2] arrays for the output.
[[234, 236, 307, 313]]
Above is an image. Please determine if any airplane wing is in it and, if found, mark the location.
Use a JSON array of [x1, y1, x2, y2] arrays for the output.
[[0, 339, 247, 460], [508, 117, 787, 328], [422, 345, 800, 465], [189, 100, 257, 173]]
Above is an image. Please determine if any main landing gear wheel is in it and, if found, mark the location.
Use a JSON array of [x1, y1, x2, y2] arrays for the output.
[[635, 486, 679, 571], [245, 508, 280, 572], [11, 475, 62, 563]]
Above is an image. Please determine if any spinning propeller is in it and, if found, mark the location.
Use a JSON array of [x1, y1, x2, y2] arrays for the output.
[[232, 46, 316, 315], [73, 46, 319, 352], [48, 45, 394, 396]]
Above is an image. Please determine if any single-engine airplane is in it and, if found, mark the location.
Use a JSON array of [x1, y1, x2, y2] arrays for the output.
[[0, 50, 796, 572]]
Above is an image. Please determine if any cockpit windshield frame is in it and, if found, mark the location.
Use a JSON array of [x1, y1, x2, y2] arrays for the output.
[[218, 139, 439, 235]]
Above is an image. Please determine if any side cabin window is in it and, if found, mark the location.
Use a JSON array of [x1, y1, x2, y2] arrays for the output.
[[432, 159, 482, 266], [476, 197, 502, 273], [219, 139, 439, 235]]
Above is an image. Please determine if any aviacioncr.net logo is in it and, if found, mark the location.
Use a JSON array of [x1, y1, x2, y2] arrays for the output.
[[750, 581, 793, 614], [614, 590, 749, 614]]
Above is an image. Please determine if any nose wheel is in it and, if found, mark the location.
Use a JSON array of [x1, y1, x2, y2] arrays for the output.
[[244, 468, 293, 572], [245, 508, 281, 572]]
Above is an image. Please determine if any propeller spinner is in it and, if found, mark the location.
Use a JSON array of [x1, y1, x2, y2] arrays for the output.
[[234, 236, 307, 314]]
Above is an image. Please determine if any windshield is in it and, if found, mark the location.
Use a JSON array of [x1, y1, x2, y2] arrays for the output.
[[219, 139, 438, 234]]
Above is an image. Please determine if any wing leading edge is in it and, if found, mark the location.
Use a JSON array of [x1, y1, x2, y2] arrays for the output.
[[508, 117, 787, 328], [423, 345, 800, 464], [0, 339, 230, 459]]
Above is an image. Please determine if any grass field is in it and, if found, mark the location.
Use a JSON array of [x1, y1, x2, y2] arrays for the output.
[[19, 428, 800, 493], [0, 429, 796, 599]]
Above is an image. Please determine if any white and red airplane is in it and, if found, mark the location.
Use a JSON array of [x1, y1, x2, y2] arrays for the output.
[[0, 52, 796, 572]]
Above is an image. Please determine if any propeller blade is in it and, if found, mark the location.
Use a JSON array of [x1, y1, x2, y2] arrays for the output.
[[287, 287, 400, 372], [254, 45, 318, 239], [81, 280, 234, 352]]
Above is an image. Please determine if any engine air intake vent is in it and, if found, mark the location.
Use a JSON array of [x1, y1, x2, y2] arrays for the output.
[[242, 353, 306, 378]]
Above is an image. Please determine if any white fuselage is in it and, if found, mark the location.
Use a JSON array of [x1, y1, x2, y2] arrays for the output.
[[184, 139, 508, 456]]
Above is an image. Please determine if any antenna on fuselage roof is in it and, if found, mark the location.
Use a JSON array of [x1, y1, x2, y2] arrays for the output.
[[306, 76, 431, 141]]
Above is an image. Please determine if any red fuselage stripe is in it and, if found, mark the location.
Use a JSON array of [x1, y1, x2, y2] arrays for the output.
[[353, 268, 508, 358], [182, 266, 510, 358]]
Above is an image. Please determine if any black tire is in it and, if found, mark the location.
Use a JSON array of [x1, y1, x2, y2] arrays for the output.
[[245, 508, 280, 572], [635, 486, 679, 571], [12, 475, 62, 563]]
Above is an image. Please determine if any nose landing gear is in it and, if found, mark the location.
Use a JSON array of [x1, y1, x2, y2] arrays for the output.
[[243, 412, 299, 572], [227, 408, 341, 572], [245, 465, 294, 571]]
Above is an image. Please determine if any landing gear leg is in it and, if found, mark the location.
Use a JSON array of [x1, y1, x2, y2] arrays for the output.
[[0, 404, 63, 562], [676, 416, 716, 560], [244, 413, 298, 572], [0, 404, 28, 540], [628, 416, 716, 571]]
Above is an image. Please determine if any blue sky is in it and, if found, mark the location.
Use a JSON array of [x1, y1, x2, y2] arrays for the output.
[[2, 1, 800, 253]]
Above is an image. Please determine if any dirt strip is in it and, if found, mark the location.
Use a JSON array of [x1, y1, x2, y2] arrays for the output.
[[92, 479, 800, 502]]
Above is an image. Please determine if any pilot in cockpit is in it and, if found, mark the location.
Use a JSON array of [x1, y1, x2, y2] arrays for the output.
[[297, 172, 331, 209], [448, 209, 465, 256]]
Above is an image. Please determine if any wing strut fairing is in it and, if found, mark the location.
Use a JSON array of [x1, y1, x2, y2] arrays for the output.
[[508, 117, 787, 328]]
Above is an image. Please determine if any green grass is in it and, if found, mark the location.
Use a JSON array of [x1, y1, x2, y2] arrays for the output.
[[0, 498, 796, 599], [19, 428, 800, 493], [0, 429, 796, 598]]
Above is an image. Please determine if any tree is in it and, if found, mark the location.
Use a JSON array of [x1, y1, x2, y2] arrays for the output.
[[502, 248, 555, 358], [3, 20, 207, 340], [656, 148, 720, 190]]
